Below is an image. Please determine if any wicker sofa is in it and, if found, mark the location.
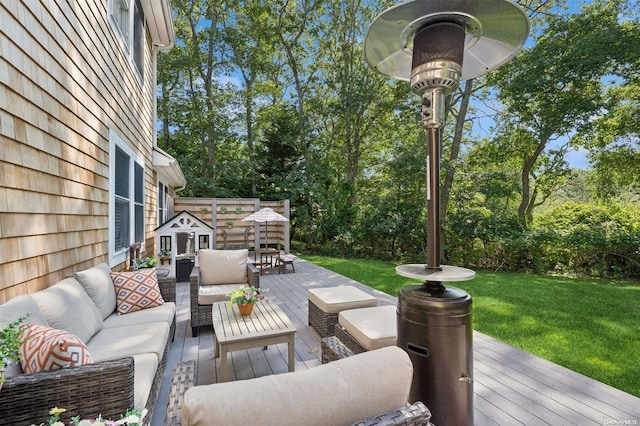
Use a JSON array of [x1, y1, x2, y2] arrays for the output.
[[181, 346, 433, 426], [189, 249, 259, 337], [0, 263, 176, 426]]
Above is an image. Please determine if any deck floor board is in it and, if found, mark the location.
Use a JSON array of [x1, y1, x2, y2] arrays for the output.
[[152, 256, 640, 425]]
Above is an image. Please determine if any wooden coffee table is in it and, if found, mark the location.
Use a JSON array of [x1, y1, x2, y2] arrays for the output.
[[212, 300, 296, 382]]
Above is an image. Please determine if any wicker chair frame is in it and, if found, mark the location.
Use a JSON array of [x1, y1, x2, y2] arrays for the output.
[[189, 264, 260, 337], [321, 336, 354, 363], [352, 401, 434, 426]]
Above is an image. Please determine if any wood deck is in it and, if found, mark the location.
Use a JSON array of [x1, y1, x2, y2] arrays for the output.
[[151, 257, 640, 426]]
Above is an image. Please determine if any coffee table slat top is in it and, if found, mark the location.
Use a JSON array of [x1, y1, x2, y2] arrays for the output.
[[212, 301, 296, 343]]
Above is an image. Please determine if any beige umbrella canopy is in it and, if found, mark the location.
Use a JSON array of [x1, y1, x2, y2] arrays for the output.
[[241, 208, 289, 248]]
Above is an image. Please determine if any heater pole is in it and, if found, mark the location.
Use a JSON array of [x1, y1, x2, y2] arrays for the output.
[[426, 125, 441, 272]]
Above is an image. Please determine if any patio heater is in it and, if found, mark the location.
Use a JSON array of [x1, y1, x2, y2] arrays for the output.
[[363, 0, 529, 424]]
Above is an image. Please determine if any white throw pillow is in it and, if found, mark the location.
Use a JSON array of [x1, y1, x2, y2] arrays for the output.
[[199, 249, 248, 285]]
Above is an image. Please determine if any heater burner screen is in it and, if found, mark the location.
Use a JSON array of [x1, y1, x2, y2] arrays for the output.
[[412, 23, 465, 70]]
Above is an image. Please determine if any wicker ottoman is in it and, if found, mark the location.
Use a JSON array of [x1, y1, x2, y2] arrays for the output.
[[308, 286, 377, 337], [335, 305, 397, 354]]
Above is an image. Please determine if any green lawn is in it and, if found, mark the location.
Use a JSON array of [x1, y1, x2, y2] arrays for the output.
[[300, 254, 640, 398]]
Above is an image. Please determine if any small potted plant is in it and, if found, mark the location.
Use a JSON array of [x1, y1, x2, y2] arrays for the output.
[[1, 316, 26, 391], [226, 286, 268, 316], [159, 249, 170, 265], [134, 257, 158, 269]]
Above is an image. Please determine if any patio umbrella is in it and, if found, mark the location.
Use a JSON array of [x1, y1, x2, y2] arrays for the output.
[[241, 208, 289, 247]]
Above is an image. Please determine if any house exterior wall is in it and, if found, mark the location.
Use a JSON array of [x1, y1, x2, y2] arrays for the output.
[[0, 0, 171, 303]]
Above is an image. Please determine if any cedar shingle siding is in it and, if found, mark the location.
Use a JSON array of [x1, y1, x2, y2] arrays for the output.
[[0, 0, 161, 302]]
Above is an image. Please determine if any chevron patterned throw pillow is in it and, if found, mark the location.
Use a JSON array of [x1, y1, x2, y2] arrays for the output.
[[20, 324, 93, 374]]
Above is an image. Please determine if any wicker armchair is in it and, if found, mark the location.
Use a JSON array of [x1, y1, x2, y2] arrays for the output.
[[189, 249, 259, 337]]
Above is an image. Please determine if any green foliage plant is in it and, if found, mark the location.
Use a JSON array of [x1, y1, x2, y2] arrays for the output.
[[1, 316, 27, 373]]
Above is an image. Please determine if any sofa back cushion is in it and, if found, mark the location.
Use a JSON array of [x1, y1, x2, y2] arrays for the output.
[[182, 346, 413, 426], [71, 263, 117, 320], [199, 249, 248, 285], [0, 294, 49, 329], [30, 278, 103, 343]]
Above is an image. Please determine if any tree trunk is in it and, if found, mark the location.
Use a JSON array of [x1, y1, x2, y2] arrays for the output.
[[518, 132, 551, 227], [440, 79, 474, 261]]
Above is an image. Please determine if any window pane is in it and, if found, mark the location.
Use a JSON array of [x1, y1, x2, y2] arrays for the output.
[[115, 197, 130, 250], [199, 235, 209, 250], [113, 0, 130, 40], [135, 204, 144, 243], [134, 163, 143, 203], [115, 147, 129, 198], [160, 235, 171, 251], [133, 0, 144, 80], [134, 162, 144, 243]]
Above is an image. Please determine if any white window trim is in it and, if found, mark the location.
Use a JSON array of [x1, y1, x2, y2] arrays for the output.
[[109, 129, 145, 266]]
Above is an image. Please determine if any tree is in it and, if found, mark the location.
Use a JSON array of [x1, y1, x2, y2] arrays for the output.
[[489, 0, 640, 227], [224, 0, 282, 196]]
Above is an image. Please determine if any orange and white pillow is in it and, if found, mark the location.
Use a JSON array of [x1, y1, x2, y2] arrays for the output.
[[110, 269, 165, 315], [20, 324, 93, 374]]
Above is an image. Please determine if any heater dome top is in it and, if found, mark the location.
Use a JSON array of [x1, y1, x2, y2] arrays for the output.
[[363, 0, 530, 81]]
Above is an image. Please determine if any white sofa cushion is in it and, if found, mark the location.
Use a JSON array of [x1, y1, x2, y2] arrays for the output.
[[86, 322, 169, 362], [182, 346, 413, 426], [131, 353, 159, 411], [0, 294, 49, 328], [199, 249, 248, 285], [72, 263, 116, 320], [338, 305, 397, 350], [30, 278, 103, 343], [102, 302, 175, 329], [198, 284, 247, 305]]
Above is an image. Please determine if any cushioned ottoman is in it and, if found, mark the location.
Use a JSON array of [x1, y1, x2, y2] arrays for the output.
[[307, 286, 377, 338], [335, 305, 397, 354]]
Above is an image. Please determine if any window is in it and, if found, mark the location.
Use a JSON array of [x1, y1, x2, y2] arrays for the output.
[[158, 181, 168, 225], [199, 235, 210, 250], [109, 0, 145, 84], [111, 0, 130, 47], [110, 130, 145, 265], [132, 0, 144, 79]]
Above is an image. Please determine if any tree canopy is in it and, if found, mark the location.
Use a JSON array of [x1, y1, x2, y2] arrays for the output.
[[157, 0, 640, 278]]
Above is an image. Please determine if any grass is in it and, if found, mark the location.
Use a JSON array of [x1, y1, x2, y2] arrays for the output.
[[300, 254, 640, 398]]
